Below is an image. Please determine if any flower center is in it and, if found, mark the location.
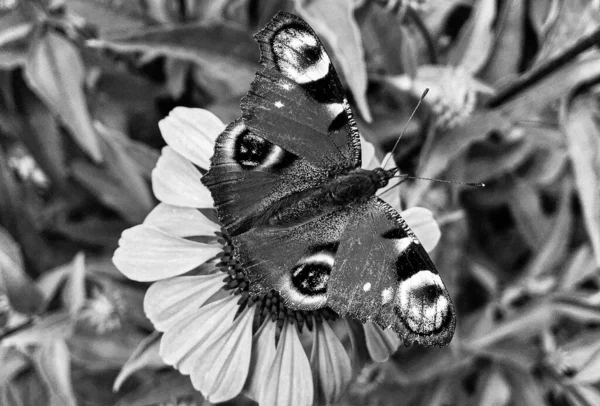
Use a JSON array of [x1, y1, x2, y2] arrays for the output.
[[215, 231, 337, 332]]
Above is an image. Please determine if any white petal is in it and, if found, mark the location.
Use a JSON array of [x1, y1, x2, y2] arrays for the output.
[[258, 321, 313, 406], [113, 225, 221, 282], [160, 296, 238, 374], [191, 305, 255, 403], [310, 321, 352, 404], [380, 181, 402, 213], [363, 322, 400, 362], [245, 320, 278, 399], [144, 203, 219, 237], [401, 207, 441, 252], [361, 136, 380, 170], [144, 273, 225, 331], [152, 146, 214, 208], [159, 107, 225, 170]]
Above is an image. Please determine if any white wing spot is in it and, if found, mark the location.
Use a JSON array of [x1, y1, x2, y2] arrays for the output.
[[363, 282, 371, 292], [381, 287, 393, 304], [395, 237, 411, 253], [274, 101, 284, 108]]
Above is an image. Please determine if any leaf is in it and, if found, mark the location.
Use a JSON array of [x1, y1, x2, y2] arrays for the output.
[[25, 28, 102, 162], [30, 340, 77, 406], [533, 0, 600, 66], [409, 109, 509, 206], [524, 179, 572, 279], [448, 0, 497, 73], [0, 225, 43, 314], [465, 300, 553, 349], [66, 0, 148, 36], [561, 92, 600, 267], [86, 22, 258, 97], [502, 365, 546, 406], [294, 0, 371, 121], [507, 179, 551, 249], [113, 331, 164, 391], [566, 384, 600, 406], [473, 367, 511, 406], [70, 129, 155, 224], [500, 55, 600, 119], [560, 246, 596, 290], [61, 253, 86, 317], [2, 312, 74, 348], [0, 23, 32, 69], [114, 370, 205, 406], [480, 0, 525, 84], [14, 79, 68, 188]]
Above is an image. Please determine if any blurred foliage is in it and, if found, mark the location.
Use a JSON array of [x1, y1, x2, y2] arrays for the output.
[[1, 0, 600, 405]]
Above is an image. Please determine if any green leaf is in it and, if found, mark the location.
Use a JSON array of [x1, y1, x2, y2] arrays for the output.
[[113, 331, 164, 391], [561, 92, 600, 267], [30, 340, 77, 406], [294, 0, 371, 121], [25, 28, 102, 162], [0, 225, 43, 314]]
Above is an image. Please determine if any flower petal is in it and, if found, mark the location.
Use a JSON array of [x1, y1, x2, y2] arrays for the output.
[[152, 146, 214, 208], [144, 203, 219, 237], [361, 136, 380, 170], [144, 273, 225, 331], [190, 306, 255, 403], [310, 320, 352, 404], [113, 225, 221, 282], [160, 295, 238, 374], [258, 321, 313, 406], [245, 320, 278, 399], [401, 207, 441, 252], [363, 322, 400, 362], [159, 107, 225, 170]]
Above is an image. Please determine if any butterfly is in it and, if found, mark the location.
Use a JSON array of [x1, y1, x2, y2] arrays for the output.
[[202, 11, 455, 346]]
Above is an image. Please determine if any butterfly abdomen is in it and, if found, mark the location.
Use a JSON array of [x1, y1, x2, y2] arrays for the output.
[[327, 168, 391, 204]]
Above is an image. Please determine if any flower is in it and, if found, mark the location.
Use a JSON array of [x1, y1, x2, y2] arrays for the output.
[[114, 107, 442, 405]]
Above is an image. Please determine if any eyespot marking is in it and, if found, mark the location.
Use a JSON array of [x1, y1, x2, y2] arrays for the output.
[[394, 270, 450, 335], [228, 128, 290, 170], [272, 27, 330, 84]]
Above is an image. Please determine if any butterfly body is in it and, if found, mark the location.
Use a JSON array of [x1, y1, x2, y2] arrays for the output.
[[202, 11, 456, 346]]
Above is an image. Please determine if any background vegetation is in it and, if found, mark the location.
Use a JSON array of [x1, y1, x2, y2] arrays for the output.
[[1, 0, 600, 405]]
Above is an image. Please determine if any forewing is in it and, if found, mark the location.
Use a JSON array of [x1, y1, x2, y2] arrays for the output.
[[327, 198, 456, 347], [242, 11, 361, 169]]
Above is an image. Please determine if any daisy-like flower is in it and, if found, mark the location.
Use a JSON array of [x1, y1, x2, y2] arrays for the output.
[[114, 107, 442, 405]]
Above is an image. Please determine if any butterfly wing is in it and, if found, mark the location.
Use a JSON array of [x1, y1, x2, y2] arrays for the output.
[[233, 197, 455, 346], [328, 198, 455, 346], [203, 12, 361, 235]]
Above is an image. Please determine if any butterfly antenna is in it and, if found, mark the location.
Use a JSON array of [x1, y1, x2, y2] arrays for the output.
[[381, 88, 429, 170], [398, 174, 485, 187]]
